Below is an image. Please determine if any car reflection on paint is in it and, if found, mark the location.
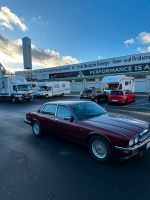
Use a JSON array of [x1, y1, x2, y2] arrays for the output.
[[25, 100, 150, 162]]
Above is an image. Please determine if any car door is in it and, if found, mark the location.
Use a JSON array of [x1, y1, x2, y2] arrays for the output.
[[36, 104, 57, 132], [128, 90, 135, 101], [125, 90, 130, 102], [125, 90, 133, 102], [54, 105, 89, 141]]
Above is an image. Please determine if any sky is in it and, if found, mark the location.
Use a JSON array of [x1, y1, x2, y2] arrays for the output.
[[1, 0, 150, 72]]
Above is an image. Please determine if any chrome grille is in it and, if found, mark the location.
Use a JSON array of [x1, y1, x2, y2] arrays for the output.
[[139, 129, 150, 142]]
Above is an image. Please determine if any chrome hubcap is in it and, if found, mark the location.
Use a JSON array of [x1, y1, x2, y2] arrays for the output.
[[33, 123, 40, 135], [92, 140, 107, 159]]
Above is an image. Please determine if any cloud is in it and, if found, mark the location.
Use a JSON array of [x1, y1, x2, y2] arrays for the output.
[[124, 32, 150, 47], [137, 46, 150, 53], [0, 6, 28, 31], [32, 16, 42, 22], [137, 32, 150, 44], [0, 33, 80, 72], [124, 38, 135, 46]]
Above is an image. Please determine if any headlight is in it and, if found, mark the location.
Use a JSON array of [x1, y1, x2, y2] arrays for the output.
[[134, 136, 139, 144], [129, 139, 134, 146], [129, 136, 139, 146]]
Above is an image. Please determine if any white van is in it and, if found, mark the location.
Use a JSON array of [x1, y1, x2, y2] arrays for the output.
[[33, 81, 70, 98], [101, 75, 135, 93], [0, 76, 33, 102]]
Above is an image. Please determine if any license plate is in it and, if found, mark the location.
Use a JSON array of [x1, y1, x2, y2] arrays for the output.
[[112, 99, 118, 102], [146, 142, 150, 149]]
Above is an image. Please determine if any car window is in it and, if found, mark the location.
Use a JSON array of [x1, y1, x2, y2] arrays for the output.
[[110, 91, 123, 95], [83, 89, 92, 94], [57, 105, 72, 119], [71, 102, 106, 120], [42, 104, 57, 115], [125, 90, 132, 94]]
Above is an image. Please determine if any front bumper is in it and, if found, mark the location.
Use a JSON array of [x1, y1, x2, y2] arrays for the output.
[[115, 136, 150, 159], [24, 118, 32, 125]]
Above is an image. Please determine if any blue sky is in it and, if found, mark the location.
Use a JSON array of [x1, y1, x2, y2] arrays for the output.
[[0, 0, 150, 71]]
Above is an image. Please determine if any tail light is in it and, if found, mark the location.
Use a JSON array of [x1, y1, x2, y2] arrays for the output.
[[80, 91, 83, 96], [89, 93, 93, 97]]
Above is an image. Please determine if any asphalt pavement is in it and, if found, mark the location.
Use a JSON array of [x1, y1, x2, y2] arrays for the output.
[[0, 95, 150, 200]]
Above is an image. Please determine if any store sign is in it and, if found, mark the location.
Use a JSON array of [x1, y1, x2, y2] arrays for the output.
[[49, 62, 150, 79], [33, 53, 150, 75], [88, 63, 150, 75]]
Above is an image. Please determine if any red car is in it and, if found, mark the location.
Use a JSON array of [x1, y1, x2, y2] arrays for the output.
[[25, 101, 150, 162], [108, 90, 135, 104]]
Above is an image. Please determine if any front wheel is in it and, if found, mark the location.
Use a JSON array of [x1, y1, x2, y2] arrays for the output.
[[32, 121, 43, 137], [94, 98, 99, 104], [12, 97, 16, 103], [88, 136, 112, 162], [45, 94, 49, 99]]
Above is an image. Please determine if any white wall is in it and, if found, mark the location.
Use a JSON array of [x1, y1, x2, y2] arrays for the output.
[[135, 79, 147, 92], [70, 78, 149, 93]]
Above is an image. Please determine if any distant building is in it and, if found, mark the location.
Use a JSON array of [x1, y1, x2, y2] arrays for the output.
[[0, 63, 7, 77], [16, 52, 150, 92]]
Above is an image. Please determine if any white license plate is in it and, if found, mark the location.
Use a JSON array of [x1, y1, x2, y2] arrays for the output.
[[146, 142, 150, 149], [112, 100, 118, 102]]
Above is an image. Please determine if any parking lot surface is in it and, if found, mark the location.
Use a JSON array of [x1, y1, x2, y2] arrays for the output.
[[0, 95, 150, 200]]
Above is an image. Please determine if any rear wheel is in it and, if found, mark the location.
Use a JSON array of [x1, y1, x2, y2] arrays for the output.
[[88, 136, 112, 162], [32, 121, 43, 137], [12, 97, 16, 103], [125, 98, 128, 105], [45, 94, 49, 99], [94, 97, 99, 104]]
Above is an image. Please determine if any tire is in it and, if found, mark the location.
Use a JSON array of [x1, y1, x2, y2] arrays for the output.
[[88, 136, 112, 162], [32, 121, 43, 137], [12, 97, 16, 103], [125, 98, 128, 104], [94, 98, 99, 104], [45, 94, 49, 99]]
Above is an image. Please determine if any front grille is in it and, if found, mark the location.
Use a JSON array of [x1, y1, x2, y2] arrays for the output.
[[139, 129, 150, 142]]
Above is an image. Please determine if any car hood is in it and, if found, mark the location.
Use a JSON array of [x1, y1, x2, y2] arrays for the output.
[[83, 113, 149, 138]]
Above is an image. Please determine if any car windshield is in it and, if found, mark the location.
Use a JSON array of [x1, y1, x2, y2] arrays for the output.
[[83, 89, 92, 94], [71, 102, 107, 120], [110, 91, 123, 95], [17, 84, 32, 91]]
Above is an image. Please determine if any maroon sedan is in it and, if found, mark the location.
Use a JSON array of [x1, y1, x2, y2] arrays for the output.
[[25, 101, 150, 162]]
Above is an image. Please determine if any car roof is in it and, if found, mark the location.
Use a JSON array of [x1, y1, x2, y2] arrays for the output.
[[45, 100, 91, 106]]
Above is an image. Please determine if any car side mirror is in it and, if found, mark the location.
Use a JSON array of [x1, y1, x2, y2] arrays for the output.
[[64, 116, 74, 122]]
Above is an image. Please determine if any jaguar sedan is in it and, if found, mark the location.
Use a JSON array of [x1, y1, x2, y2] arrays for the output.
[[25, 101, 150, 162]]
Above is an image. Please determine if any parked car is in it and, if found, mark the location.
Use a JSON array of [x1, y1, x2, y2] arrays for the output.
[[80, 88, 108, 103], [25, 100, 150, 162], [108, 90, 135, 104]]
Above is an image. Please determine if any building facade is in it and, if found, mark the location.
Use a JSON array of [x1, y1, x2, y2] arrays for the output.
[[16, 52, 150, 93]]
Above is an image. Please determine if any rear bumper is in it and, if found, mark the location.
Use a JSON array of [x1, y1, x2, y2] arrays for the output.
[[108, 99, 126, 104], [115, 136, 150, 159]]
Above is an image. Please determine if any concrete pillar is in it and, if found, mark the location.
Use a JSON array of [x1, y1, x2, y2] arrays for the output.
[[146, 75, 150, 92], [83, 79, 86, 89]]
